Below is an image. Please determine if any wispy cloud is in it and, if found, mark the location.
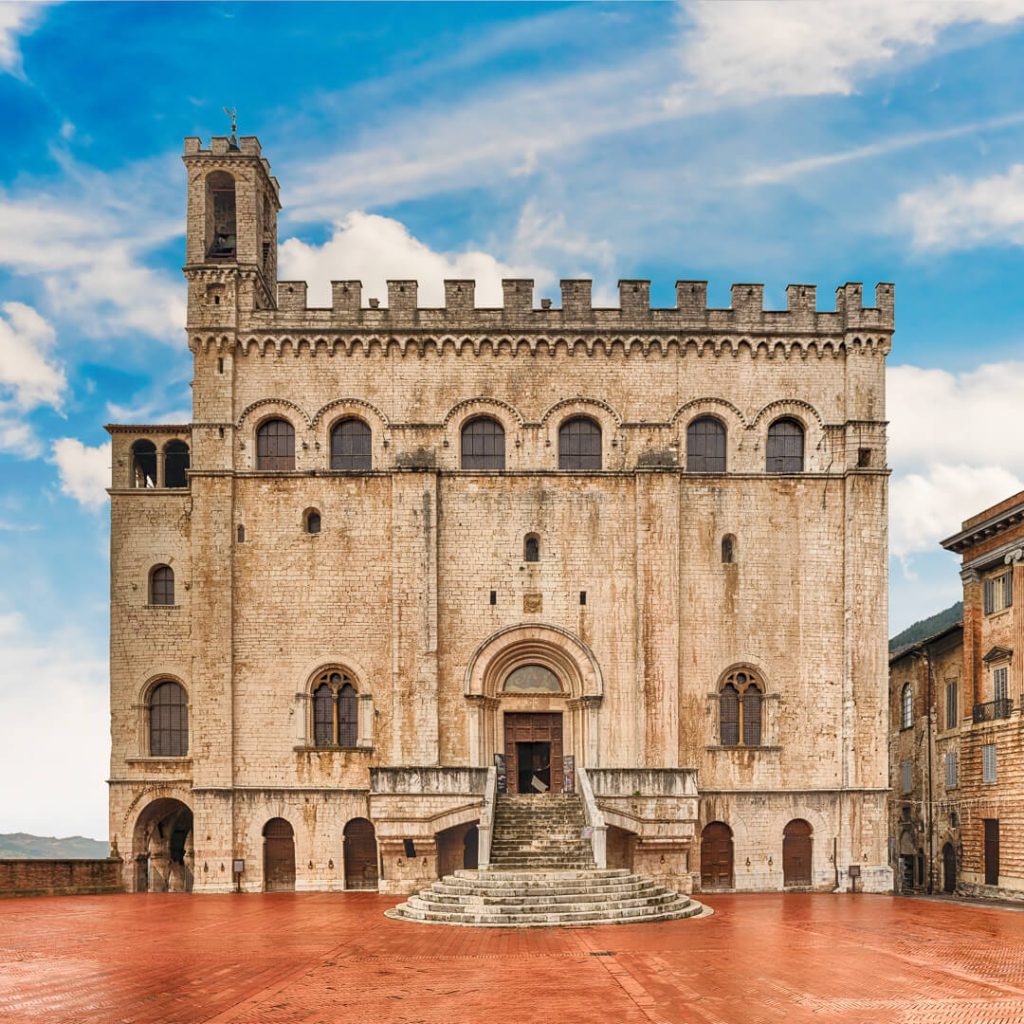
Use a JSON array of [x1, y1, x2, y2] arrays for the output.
[[0, 1, 49, 78], [899, 163, 1024, 251]]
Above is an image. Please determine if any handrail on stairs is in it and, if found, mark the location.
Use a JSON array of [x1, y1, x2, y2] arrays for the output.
[[577, 765, 607, 869], [477, 765, 497, 870]]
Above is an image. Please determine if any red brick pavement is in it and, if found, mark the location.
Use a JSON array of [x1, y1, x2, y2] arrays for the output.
[[2, 892, 1024, 1023]]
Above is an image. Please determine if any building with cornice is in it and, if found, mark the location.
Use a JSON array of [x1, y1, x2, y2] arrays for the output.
[[107, 134, 893, 897]]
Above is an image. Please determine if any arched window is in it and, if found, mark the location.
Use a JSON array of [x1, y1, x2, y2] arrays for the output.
[[687, 416, 726, 472], [305, 509, 321, 535], [559, 416, 601, 470], [149, 681, 188, 757], [131, 440, 157, 488], [461, 417, 505, 470], [164, 441, 190, 488], [256, 419, 295, 470], [901, 683, 913, 729], [719, 670, 763, 747], [766, 418, 804, 473], [206, 171, 236, 258], [331, 418, 372, 471], [150, 565, 175, 606], [722, 534, 735, 564], [310, 670, 360, 748], [524, 534, 540, 562]]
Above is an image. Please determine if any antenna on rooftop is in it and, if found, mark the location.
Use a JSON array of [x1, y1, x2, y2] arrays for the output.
[[223, 106, 238, 146]]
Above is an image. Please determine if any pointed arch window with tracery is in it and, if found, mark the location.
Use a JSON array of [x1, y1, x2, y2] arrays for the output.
[[719, 669, 763, 747]]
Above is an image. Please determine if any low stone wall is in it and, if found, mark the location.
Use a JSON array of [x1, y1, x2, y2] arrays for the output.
[[0, 859, 125, 898]]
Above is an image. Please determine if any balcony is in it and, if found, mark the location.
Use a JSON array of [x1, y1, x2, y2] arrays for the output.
[[972, 698, 1013, 724]]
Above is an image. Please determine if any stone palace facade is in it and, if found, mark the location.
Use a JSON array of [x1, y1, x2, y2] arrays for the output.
[[107, 134, 894, 896]]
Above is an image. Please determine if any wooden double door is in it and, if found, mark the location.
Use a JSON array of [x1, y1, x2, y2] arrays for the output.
[[504, 713, 563, 794], [701, 823, 734, 889]]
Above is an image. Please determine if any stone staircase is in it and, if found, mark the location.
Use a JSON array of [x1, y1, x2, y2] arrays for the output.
[[386, 794, 705, 927]]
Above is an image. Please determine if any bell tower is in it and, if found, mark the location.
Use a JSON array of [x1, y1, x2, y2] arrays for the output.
[[182, 134, 280, 324]]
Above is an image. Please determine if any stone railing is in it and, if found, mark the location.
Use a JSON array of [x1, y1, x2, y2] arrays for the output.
[[369, 767, 489, 794], [477, 766, 497, 870], [577, 766, 607, 869]]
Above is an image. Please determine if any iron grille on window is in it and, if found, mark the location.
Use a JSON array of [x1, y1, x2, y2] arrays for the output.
[[719, 670, 763, 747], [558, 417, 602, 470], [461, 417, 505, 470], [686, 417, 726, 472], [765, 418, 804, 473], [150, 681, 188, 757], [331, 419, 372, 470], [901, 682, 913, 729], [945, 751, 958, 788], [901, 761, 912, 793], [150, 565, 175, 606], [256, 419, 295, 470]]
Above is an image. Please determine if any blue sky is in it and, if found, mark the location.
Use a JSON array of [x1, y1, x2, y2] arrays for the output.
[[2, 1, 1024, 839]]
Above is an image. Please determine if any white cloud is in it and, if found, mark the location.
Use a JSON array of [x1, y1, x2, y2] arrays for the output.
[[52, 438, 110, 508], [0, 156, 186, 344], [0, 612, 109, 837], [279, 211, 552, 308], [899, 163, 1024, 251], [887, 361, 1024, 557], [679, 0, 1024, 102], [0, 1, 48, 77], [0, 301, 65, 409]]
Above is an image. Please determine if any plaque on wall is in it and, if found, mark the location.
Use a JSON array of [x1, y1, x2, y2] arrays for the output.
[[563, 755, 575, 794], [494, 752, 507, 794]]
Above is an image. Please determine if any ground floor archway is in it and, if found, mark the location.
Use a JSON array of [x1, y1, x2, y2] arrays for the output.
[[700, 822, 733, 890], [132, 798, 193, 893], [263, 818, 295, 892], [343, 818, 378, 890], [783, 819, 812, 887]]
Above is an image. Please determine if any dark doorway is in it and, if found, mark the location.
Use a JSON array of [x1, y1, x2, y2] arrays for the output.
[[135, 855, 149, 893], [464, 825, 479, 870], [984, 819, 1000, 886], [263, 818, 295, 892], [783, 819, 813, 887], [942, 842, 956, 893], [132, 798, 193, 892], [700, 822, 734, 889], [343, 817, 378, 890], [504, 713, 563, 794]]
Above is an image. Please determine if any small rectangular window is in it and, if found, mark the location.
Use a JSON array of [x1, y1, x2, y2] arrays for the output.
[[983, 743, 997, 784], [945, 751, 958, 788], [579, 591, 587, 606], [857, 447, 871, 468], [985, 572, 1012, 615], [489, 590, 496, 606], [900, 761, 912, 794], [945, 680, 958, 730]]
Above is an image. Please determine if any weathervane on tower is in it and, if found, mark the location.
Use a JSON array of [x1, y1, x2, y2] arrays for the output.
[[223, 106, 237, 146]]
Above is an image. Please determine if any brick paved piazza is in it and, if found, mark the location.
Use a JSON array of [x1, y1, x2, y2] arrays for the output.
[[2, 893, 1024, 1023]]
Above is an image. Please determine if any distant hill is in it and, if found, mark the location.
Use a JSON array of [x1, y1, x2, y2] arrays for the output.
[[0, 833, 109, 859], [889, 602, 963, 655]]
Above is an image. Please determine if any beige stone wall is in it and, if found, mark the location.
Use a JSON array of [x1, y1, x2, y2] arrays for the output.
[[107, 136, 893, 895]]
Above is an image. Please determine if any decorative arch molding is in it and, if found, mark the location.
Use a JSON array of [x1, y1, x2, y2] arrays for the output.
[[750, 398, 826, 432], [442, 396, 525, 429], [300, 656, 373, 697], [135, 670, 190, 707], [771, 805, 831, 855], [429, 803, 484, 836], [715, 661, 772, 696], [539, 395, 623, 428], [120, 783, 194, 837], [464, 623, 603, 699], [670, 397, 748, 430], [312, 397, 391, 431], [236, 397, 312, 430]]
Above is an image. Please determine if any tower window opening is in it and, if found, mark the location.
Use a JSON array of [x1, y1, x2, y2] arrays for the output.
[[524, 534, 540, 562], [579, 591, 587, 606], [489, 590, 497, 606], [205, 171, 237, 259]]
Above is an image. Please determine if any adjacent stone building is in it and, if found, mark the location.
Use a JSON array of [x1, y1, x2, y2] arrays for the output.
[[107, 134, 894, 896]]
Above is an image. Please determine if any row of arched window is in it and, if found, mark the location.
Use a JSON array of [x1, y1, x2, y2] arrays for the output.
[[131, 440, 190, 488], [248, 415, 807, 472]]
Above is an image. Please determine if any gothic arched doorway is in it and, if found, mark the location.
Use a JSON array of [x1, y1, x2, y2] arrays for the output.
[[783, 819, 813, 887], [263, 818, 295, 892], [700, 821, 734, 890], [132, 798, 194, 893], [343, 818, 378, 890]]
